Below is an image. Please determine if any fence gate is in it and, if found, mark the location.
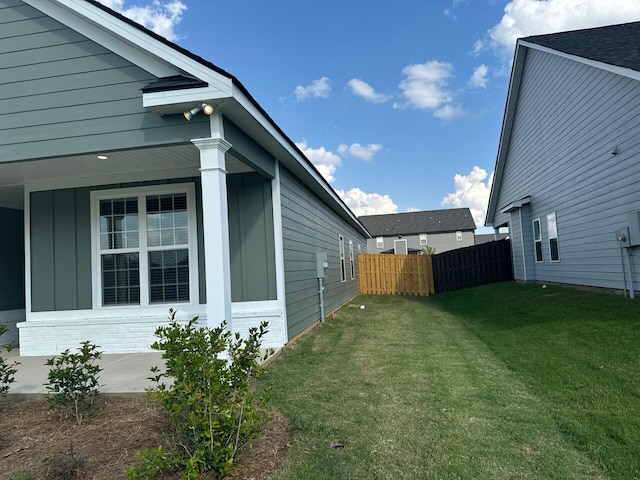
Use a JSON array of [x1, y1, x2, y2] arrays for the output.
[[359, 254, 434, 296], [432, 239, 513, 294]]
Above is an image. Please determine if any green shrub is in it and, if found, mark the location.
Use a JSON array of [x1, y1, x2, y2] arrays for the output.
[[0, 324, 19, 396], [129, 309, 270, 479], [44, 341, 103, 424]]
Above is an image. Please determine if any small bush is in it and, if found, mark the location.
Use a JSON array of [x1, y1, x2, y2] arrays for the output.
[[0, 324, 19, 396], [129, 309, 270, 479], [44, 341, 103, 424]]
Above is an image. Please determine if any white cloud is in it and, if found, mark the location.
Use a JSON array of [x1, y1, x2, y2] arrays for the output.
[[441, 166, 494, 228], [406, 207, 421, 212], [347, 79, 391, 103], [296, 140, 341, 183], [294, 77, 331, 101], [434, 104, 465, 121], [337, 143, 383, 161], [97, 0, 186, 41], [468, 64, 489, 88], [336, 188, 399, 216], [486, 0, 640, 57], [396, 61, 454, 110]]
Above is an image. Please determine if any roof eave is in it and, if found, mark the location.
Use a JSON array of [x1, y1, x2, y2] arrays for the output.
[[485, 41, 528, 227]]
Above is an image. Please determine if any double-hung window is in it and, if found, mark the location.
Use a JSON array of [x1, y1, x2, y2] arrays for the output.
[[349, 240, 355, 280], [533, 218, 543, 262], [339, 234, 346, 283], [547, 212, 560, 262], [419, 233, 428, 245], [92, 184, 198, 307]]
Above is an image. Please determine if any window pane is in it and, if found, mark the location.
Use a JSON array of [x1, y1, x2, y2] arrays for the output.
[[550, 238, 559, 261], [99, 197, 138, 251], [148, 249, 189, 303], [535, 241, 543, 262], [161, 229, 174, 246], [102, 253, 139, 306]]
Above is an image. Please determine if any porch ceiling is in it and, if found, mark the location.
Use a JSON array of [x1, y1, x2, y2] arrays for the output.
[[0, 144, 253, 210]]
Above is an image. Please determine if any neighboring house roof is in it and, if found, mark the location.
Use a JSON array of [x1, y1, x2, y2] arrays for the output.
[[475, 233, 508, 245], [359, 208, 476, 237], [485, 22, 640, 227]]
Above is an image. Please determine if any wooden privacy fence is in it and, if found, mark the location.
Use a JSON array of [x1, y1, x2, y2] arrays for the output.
[[432, 239, 513, 293], [359, 254, 435, 296]]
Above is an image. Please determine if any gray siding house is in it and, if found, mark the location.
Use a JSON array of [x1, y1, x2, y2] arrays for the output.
[[486, 22, 640, 295], [0, 0, 368, 355], [360, 208, 476, 254]]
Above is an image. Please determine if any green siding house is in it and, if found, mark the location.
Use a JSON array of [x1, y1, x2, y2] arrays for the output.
[[0, 0, 368, 355]]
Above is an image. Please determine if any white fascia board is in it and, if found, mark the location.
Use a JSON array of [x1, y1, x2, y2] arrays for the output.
[[25, 0, 233, 95], [143, 86, 231, 113], [520, 40, 640, 82]]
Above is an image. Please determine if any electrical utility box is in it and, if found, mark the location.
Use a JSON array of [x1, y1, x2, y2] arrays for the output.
[[628, 212, 640, 246], [316, 252, 328, 278]]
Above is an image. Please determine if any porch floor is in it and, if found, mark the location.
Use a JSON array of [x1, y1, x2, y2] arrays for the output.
[[4, 349, 164, 395]]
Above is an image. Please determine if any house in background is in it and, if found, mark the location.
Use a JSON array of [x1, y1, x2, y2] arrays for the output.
[[360, 208, 476, 255], [0, 0, 369, 355], [486, 22, 640, 295]]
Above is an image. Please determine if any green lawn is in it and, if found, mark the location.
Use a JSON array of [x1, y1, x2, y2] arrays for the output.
[[256, 283, 640, 479]]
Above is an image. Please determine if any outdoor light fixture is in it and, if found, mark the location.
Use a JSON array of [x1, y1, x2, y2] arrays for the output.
[[183, 103, 214, 121], [97, 154, 109, 160]]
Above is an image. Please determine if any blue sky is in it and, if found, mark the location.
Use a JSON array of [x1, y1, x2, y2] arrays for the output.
[[101, 0, 640, 231]]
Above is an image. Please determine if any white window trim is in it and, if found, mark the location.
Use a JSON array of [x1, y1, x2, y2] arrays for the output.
[[339, 234, 346, 283], [90, 182, 199, 309], [394, 238, 408, 254], [456, 230, 463, 241], [533, 218, 543, 263], [419, 233, 428, 245], [547, 212, 560, 262], [376, 236, 384, 249], [349, 240, 355, 280]]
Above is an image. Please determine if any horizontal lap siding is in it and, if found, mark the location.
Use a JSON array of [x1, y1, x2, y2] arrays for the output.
[[280, 166, 366, 339], [0, 0, 208, 163], [495, 48, 640, 289]]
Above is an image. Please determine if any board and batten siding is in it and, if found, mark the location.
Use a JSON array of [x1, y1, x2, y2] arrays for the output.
[[0, 207, 24, 311], [279, 166, 366, 339], [492, 47, 640, 290], [0, 0, 209, 164], [227, 173, 277, 302], [29, 175, 278, 311]]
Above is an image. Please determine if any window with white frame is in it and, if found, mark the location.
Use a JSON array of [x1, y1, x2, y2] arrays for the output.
[[456, 231, 463, 241], [419, 233, 428, 245], [376, 236, 384, 248], [349, 240, 355, 280], [533, 218, 543, 262], [339, 234, 346, 282], [547, 212, 560, 262], [92, 184, 197, 307]]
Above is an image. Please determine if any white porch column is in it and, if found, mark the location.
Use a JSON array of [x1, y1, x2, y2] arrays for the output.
[[192, 136, 233, 329]]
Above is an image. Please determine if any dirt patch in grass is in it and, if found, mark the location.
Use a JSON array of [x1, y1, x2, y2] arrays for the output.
[[0, 396, 291, 479]]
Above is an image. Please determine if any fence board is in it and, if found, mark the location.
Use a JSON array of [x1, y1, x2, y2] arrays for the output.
[[432, 239, 513, 293], [359, 254, 434, 296]]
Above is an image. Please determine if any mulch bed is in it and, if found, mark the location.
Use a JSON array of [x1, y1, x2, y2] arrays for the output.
[[0, 396, 290, 479]]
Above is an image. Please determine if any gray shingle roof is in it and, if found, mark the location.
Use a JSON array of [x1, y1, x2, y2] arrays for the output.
[[523, 21, 640, 72], [359, 208, 476, 237]]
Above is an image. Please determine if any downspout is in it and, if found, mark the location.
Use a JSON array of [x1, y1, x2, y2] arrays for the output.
[[616, 229, 635, 299]]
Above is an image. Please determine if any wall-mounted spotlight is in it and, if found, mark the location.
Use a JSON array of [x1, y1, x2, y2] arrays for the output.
[[183, 103, 214, 121]]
